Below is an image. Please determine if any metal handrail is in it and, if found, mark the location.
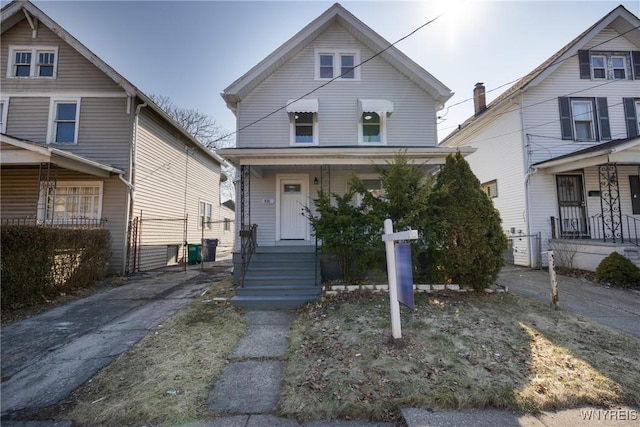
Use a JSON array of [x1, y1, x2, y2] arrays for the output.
[[239, 224, 257, 287], [550, 214, 639, 246]]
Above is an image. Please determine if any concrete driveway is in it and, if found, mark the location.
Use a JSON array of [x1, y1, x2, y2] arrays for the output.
[[497, 265, 640, 339], [1, 262, 231, 418]]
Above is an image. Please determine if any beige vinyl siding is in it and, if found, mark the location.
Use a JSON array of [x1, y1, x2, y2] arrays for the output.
[[133, 110, 221, 270], [5, 97, 49, 141], [0, 167, 128, 274], [237, 22, 439, 149], [522, 27, 640, 165], [1, 20, 122, 93]]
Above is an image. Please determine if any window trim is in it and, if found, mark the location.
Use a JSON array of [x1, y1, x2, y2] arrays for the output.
[[590, 54, 606, 79], [37, 181, 104, 224], [559, 97, 610, 142], [0, 97, 8, 134], [571, 99, 596, 141], [611, 55, 627, 79], [290, 112, 319, 146], [198, 200, 213, 230], [314, 49, 360, 81], [47, 98, 81, 144], [358, 112, 388, 145], [482, 180, 498, 199], [7, 45, 58, 79], [580, 50, 632, 80]]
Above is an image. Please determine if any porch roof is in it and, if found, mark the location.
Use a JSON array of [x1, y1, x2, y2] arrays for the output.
[[0, 134, 124, 178], [532, 137, 640, 174], [217, 145, 475, 167]]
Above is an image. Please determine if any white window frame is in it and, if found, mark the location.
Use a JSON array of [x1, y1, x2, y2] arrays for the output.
[[611, 55, 627, 79], [223, 217, 232, 232], [355, 174, 383, 206], [47, 98, 81, 144], [590, 54, 606, 79], [199, 200, 213, 229], [636, 100, 640, 131], [570, 99, 596, 142], [290, 112, 318, 145], [0, 98, 8, 133], [358, 112, 388, 145], [37, 181, 103, 225], [7, 45, 58, 78], [314, 49, 360, 81], [482, 180, 498, 198]]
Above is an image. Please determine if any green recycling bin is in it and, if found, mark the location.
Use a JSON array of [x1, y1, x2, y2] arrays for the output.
[[187, 244, 202, 265]]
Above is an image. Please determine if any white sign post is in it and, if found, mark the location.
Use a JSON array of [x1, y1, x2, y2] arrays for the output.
[[382, 218, 418, 339]]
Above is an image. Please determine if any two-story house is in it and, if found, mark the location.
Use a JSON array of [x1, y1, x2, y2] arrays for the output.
[[218, 3, 472, 308], [441, 5, 640, 271], [1, 0, 228, 275]]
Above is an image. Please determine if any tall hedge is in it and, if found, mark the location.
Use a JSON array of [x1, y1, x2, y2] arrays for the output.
[[1, 225, 111, 309], [423, 152, 508, 290]]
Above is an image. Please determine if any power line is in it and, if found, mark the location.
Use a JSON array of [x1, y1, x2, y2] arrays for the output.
[[437, 24, 640, 126], [209, 12, 445, 146]]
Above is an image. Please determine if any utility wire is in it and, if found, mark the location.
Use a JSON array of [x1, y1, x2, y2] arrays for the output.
[[209, 12, 445, 146], [437, 24, 640, 125]]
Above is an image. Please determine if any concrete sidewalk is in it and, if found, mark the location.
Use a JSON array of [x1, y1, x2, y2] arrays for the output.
[[496, 265, 640, 338]]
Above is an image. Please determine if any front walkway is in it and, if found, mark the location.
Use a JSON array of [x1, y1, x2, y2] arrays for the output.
[[496, 265, 640, 339]]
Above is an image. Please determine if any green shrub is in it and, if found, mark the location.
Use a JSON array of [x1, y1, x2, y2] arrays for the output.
[[0, 225, 111, 309], [595, 252, 640, 288]]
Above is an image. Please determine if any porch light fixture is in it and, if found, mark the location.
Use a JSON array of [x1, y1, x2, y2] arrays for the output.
[[314, 177, 318, 185]]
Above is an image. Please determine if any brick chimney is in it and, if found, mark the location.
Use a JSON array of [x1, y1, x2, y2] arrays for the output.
[[473, 82, 486, 116]]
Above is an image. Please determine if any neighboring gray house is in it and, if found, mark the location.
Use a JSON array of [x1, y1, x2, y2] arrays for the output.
[[0, 0, 227, 274], [219, 3, 471, 308], [441, 5, 640, 271]]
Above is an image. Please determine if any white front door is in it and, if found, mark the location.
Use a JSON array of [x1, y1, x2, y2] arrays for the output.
[[277, 175, 308, 240]]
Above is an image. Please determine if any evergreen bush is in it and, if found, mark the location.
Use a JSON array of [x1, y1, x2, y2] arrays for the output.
[[595, 252, 640, 288], [423, 152, 508, 290]]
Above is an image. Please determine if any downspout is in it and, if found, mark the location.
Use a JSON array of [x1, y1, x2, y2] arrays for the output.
[[519, 91, 536, 268], [122, 99, 147, 275]]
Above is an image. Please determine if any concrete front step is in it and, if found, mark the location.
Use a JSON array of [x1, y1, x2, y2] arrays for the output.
[[231, 294, 320, 310], [236, 284, 321, 297]]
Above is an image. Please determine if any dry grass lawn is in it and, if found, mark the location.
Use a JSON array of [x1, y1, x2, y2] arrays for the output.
[[45, 276, 246, 426], [280, 291, 640, 422]]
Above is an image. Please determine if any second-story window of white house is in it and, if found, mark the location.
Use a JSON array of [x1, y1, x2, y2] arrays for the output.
[[611, 56, 627, 79], [286, 98, 319, 145], [571, 100, 595, 141], [48, 99, 80, 144], [8, 46, 58, 78], [315, 50, 359, 80], [362, 113, 381, 143], [591, 55, 606, 79]]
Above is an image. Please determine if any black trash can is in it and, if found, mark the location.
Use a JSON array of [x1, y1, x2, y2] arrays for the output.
[[203, 238, 218, 262]]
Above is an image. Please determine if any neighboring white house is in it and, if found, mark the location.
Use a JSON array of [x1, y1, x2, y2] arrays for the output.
[[218, 3, 472, 308], [441, 5, 640, 271]]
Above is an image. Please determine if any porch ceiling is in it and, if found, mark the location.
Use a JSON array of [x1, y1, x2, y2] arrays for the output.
[[533, 137, 640, 175], [1, 135, 123, 178], [217, 146, 475, 167]]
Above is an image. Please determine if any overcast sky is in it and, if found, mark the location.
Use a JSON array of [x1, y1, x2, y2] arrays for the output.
[[18, 1, 640, 143]]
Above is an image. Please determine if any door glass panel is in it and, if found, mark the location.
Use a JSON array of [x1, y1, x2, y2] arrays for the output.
[[283, 184, 301, 193]]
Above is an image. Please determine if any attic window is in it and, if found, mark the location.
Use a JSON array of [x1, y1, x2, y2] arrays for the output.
[[579, 50, 636, 80], [7, 46, 58, 78], [315, 49, 360, 80]]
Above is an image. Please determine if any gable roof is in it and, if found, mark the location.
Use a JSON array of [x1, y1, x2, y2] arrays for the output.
[[1, 0, 224, 166], [222, 2, 453, 112], [441, 4, 640, 144]]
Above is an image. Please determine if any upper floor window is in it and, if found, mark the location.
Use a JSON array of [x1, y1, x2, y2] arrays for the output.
[[579, 50, 637, 80], [315, 49, 360, 80], [48, 99, 80, 144], [7, 46, 58, 78], [286, 98, 318, 145], [623, 97, 640, 138], [358, 99, 393, 145], [558, 97, 610, 142]]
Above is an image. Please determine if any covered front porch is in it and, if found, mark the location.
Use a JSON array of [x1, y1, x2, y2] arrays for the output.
[[218, 145, 473, 308], [534, 137, 640, 271]]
